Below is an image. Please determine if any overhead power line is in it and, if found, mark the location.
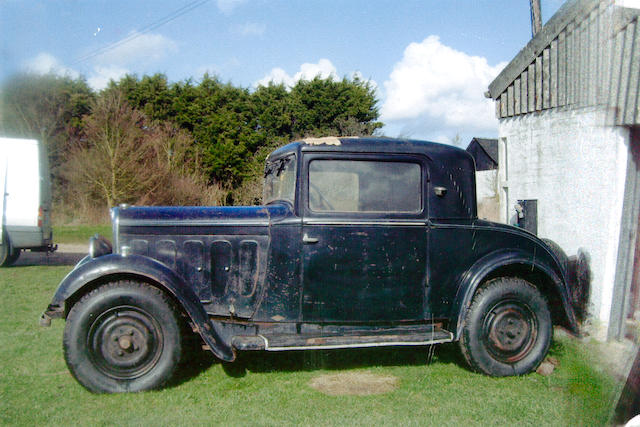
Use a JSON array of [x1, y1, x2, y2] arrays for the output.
[[73, 0, 210, 64]]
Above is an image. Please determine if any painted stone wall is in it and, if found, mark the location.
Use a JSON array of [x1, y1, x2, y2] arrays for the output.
[[497, 106, 630, 330]]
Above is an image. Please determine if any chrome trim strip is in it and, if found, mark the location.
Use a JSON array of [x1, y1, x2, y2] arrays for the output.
[[303, 220, 426, 226], [118, 220, 270, 227], [262, 332, 454, 352], [265, 338, 453, 351]]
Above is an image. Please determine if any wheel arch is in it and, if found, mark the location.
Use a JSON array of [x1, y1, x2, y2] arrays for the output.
[[450, 249, 578, 340], [49, 254, 235, 362]]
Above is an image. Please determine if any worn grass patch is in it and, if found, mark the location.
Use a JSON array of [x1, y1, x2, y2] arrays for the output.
[[309, 371, 399, 395], [0, 264, 626, 426]]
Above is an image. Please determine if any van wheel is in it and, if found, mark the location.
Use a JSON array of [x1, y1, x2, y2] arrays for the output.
[[6, 248, 20, 265], [0, 232, 17, 267], [459, 277, 551, 376], [63, 280, 183, 393]]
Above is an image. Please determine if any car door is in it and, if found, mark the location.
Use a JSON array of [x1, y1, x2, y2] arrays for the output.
[[301, 153, 428, 322]]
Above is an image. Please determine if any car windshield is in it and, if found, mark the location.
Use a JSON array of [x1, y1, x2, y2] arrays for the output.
[[263, 155, 296, 205]]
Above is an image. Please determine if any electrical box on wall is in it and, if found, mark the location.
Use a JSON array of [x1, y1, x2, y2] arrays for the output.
[[515, 199, 538, 235]]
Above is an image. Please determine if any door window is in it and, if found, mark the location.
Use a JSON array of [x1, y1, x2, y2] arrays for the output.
[[308, 160, 421, 213]]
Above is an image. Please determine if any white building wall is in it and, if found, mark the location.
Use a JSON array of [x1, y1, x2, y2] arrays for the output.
[[497, 107, 630, 328], [476, 169, 500, 222]]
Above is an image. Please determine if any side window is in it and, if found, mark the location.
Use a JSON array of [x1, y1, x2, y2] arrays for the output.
[[308, 160, 421, 213]]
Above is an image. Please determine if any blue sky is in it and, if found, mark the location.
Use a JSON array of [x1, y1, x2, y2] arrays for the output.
[[0, 0, 565, 145]]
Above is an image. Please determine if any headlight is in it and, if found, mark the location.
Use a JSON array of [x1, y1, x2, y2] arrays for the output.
[[89, 234, 112, 258]]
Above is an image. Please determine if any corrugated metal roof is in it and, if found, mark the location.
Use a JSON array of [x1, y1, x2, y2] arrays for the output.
[[488, 0, 640, 126]]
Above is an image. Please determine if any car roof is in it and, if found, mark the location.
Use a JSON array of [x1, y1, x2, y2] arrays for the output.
[[267, 136, 473, 163]]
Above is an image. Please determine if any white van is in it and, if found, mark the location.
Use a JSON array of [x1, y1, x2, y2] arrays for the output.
[[0, 137, 55, 266]]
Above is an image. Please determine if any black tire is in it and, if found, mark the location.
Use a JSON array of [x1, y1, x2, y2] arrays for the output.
[[6, 248, 20, 265], [1, 230, 20, 267], [63, 280, 183, 393], [0, 240, 8, 266], [459, 277, 552, 376]]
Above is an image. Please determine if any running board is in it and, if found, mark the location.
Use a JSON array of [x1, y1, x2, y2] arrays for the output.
[[231, 328, 454, 352]]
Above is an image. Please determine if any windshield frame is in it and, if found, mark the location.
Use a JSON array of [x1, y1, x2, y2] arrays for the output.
[[263, 154, 297, 206]]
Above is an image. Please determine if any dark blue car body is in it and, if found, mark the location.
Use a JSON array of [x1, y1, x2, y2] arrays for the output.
[[42, 137, 578, 390]]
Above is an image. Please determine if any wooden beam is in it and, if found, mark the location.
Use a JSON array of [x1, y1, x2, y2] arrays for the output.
[[617, 22, 634, 125], [528, 63, 536, 112], [514, 78, 521, 115], [543, 47, 551, 108], [536, 55, 543, 110], [608, 29, 625, 125], [550, 39, 558, 108], [624, 21, 640, 125], [507, 84, 515, 116], [567, 22, 575, 105], [558, 30, 567, 106], [500, 92, 508, 118], [521, 70, 528, 113]]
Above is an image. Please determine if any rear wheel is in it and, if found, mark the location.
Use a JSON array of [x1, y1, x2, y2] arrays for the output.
[[0, 231, 17, 267], [6, 248, 19, 265], [459, 277, 551, 376], [63, 280, 183, 393]]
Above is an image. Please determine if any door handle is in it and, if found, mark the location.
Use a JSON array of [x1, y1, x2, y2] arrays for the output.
[[303, 234, 319, 244]]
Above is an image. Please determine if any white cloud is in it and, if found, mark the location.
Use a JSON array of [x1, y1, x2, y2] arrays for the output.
[[22, 52, 131, 91], [255, 58, 338, 88], [217, 0, 247, 14], [94, 31, 178, 67], [87, 65, 130, 91], [23, 52, 79, 78], [236, 22, 266, 36], [380, 36, 506, 144]]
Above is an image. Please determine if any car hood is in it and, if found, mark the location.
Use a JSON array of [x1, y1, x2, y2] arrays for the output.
[[112, 203, 292, 228]]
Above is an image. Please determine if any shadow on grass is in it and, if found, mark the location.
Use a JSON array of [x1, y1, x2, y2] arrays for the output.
[[171, 341, 468, 383], [12, 251, 85, 267], [170, 335, 572, 385], [167, 335, 218, 388]]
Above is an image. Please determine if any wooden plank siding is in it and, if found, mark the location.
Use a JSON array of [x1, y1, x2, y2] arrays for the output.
[[489, 0, 640, 126], [624, 22, 639, 125]]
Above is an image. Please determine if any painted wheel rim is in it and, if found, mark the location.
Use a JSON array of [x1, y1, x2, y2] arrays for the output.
[[88, 306, 163, 380], [482, 299, 538, 363]]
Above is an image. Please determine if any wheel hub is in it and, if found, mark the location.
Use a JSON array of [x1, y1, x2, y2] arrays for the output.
[[483, 301, 537, 363], [88, 306, 163, 379]]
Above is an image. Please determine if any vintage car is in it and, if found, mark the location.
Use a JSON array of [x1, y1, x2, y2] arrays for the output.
[[41, 136, 579, 393]]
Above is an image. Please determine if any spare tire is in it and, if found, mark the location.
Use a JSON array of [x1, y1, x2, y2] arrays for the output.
[[541, 238, 569, 274], [569, 249, 591, 322]]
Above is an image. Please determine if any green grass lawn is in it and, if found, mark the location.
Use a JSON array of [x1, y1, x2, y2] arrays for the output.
[[53, 224, 112, 245], [0, 263, 624, 426]]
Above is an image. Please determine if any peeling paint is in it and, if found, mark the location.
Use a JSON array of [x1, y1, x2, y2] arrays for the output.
[[302, 137, 344, 146]]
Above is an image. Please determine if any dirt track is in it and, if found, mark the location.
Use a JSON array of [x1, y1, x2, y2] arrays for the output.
[[13, 244, 87, 267]]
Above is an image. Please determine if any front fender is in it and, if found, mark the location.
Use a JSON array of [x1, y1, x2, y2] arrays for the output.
[[44, 253, 235, 362], [450, 248, 578, 339]]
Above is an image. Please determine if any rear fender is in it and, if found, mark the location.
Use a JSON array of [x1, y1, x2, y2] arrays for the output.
[[450, 249, 578, 339], [47, 253, 235, 362]]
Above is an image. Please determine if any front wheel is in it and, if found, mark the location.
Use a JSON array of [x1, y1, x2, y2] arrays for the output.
[[459, 277, 552, 376], [63, 280, 183, 393]]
